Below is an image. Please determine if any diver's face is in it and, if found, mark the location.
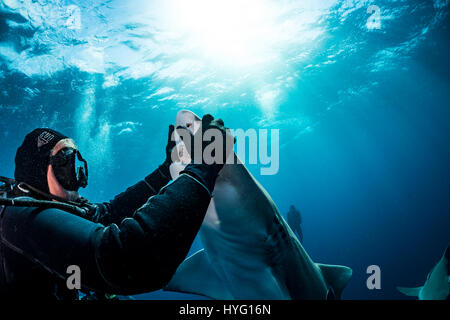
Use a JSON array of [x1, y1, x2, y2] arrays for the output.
[[47, 138, 81, 201]]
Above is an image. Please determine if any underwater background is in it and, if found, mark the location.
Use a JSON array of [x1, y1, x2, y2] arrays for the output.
[[0, 0, 449, 300]]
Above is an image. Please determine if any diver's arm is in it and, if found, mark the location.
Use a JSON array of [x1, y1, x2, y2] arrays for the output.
[[94, 165, 171, 225], [95, 171, 212, 294], [93, 125, 175, 225], [0, 115, 229, 294], [0, 170, 213, 295]]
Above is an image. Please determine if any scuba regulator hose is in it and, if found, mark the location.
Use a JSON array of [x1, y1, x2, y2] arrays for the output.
[[0, 197, 90, 218], [0, 176, 91, 218]]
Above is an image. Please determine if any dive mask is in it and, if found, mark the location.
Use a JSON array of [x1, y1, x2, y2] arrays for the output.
[[49, 148, 88, 191]]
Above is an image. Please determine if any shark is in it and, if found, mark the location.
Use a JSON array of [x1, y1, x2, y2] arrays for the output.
[[287, 205, 304, 244], [397, 244, 450, 300], [164, 110, 352, 300]]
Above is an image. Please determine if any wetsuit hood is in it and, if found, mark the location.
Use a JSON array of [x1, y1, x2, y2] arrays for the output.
[[14, 128, 68, 194]]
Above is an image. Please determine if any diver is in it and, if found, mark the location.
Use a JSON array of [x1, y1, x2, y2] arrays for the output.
[[0, 114, 232, 300], [287, 205, 304, 244]]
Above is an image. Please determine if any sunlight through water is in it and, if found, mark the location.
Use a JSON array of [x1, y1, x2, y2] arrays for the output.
[[160, 0, 281, 67]]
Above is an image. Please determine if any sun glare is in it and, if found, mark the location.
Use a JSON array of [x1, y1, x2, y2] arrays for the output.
[[164, 0, 280, 67]]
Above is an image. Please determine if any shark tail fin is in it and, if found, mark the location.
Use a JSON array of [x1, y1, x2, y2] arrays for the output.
[[164, 249, 233, 300], [397, 286, 423, 297], [317, 263, 352, 300]]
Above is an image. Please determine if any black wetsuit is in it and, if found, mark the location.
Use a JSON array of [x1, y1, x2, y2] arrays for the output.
[[0, 165, 213, 300]]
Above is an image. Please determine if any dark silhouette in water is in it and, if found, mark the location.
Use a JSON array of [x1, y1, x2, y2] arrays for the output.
[[287, 205, 303, 243]]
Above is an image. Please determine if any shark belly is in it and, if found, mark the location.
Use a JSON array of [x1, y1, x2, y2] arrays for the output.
[[199, 169, 290, 299], [198, 164, 328, 299], [165, 110, 353, 300], [199, 206, 291, 299]]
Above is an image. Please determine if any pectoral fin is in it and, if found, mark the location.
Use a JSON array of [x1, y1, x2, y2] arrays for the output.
[[397, 286, 423, 297], [317, 263, 353, 300], [164, 249, 233, 300]]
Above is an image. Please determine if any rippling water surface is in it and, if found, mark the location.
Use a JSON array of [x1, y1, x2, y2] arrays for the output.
[[0, 0, 449, 299]]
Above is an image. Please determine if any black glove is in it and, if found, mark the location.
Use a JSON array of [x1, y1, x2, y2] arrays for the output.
[[159, 124, 176, 178], [179, 114, 234, 193]]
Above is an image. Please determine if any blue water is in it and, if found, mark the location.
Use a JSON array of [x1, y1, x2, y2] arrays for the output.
[[0, 0, 449, 300]]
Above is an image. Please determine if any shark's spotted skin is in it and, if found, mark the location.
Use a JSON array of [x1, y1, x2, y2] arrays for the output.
[[165, 110, 352, 300]]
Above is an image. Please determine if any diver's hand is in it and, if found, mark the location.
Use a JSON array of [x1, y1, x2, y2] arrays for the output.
[[165, 124, 176, 163], [180, 114, 235, 193], [176, 114, 233, 168], [159, 124, 176, 178], [199, 114, 234, 168]]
